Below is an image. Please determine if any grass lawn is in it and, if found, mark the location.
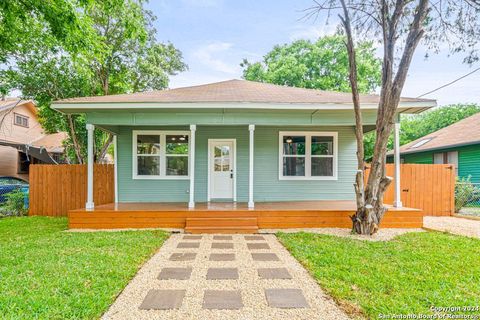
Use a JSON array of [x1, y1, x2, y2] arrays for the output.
[[0, 216, 169, 320], [277, 231, 480, 319]]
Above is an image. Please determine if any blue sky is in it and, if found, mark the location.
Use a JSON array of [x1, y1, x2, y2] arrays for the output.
[[148, 0, 480, 106]]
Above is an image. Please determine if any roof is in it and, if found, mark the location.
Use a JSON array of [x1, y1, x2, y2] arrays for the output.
[[53, 79, 436, 112], [392, 112, 480, 155], [0, 98, 36, 113], [31, 132, 67, 153]]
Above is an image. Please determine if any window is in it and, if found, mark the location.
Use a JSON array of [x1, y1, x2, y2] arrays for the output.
[[433, 151, 458, 175], [133, 131, 189, 179], [14, 113, 29, 128], [410, 138, 432, 149], [279, 131, 337, 180]]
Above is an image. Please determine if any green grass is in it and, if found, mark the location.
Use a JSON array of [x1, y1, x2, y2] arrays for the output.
[[0, 217, 169, 320], [277, 231, 480, 319]]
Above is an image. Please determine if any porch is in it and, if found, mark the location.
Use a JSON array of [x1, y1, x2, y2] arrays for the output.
[[68, 200, 423, 232]]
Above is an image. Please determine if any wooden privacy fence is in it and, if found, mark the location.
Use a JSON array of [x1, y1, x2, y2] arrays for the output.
[[365, 164, 455, 216], [29, 164, 114, 217]]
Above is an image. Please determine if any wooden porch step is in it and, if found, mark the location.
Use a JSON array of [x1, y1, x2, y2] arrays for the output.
[[185, 217, 258, 234]]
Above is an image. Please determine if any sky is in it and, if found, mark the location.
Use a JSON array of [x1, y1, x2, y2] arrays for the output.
[[148, 0, 480, 106]]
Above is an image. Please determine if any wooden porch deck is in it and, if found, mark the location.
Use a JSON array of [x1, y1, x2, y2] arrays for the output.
[[69, 201, 423, 232]]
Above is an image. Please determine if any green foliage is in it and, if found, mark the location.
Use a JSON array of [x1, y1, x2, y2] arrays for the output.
[[2, 0, 187, 163], [0, 217, 169, 319], [241, 35, 381, 93], [364, 104, 480, 160], [1, 189, 27, 217], [455, 176, 479, 212], [278, 231, 480, 318]]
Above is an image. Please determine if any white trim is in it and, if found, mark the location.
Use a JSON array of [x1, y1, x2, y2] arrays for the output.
[[132, 130, 190, 180], [393, 122, 403, 207], [86, 124, 95, 209], [53, 101, 437, 112], [113, 135, 118, 203], [248, 125, 255, 208], [207, 139, 237, 202], [188, 125, 196, 208], [278, 131, 338, 181]]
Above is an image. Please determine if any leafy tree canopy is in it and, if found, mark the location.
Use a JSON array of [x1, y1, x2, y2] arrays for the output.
[[241, 35, 381, 93], [1, 0, 187, 163], [364, 104, 480, 159]]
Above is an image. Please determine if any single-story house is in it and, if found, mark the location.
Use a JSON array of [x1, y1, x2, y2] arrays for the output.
[[0, 98, 67, 181], [53, 80, 436, 231], [387, 112, 480, 183]]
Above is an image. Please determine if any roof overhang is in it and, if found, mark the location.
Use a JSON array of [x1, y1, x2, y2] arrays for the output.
[[52, 101, 436, 114], [0, 140, 57, 164], [387, 140, 480, 156]]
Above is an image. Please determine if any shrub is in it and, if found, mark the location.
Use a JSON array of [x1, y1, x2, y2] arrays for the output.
[[1, 189, 28, 216], [455, 176, 477, 212]]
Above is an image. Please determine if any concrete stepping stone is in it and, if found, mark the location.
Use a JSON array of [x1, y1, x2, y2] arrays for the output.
[[169, 252, 196, 261], [247, 243, 270, 250], [202, 290, 243, 309], [183, 235, 202, 240], [213, 235, 232, 240], [158, 267, 192, 280], [245, 235, 265, 241], [258, 268, 292, 279], [251, 253, 279, 261], [265, 289, 309, 309], [139, 289, 185, 310], [177, 242, 200, 249], [211, 242, 234, 249], [206, 268, 239, 280], [209, 253, 235, 261]]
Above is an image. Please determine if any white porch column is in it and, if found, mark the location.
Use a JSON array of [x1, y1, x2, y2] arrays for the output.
[[113, 135, 118, 203], [393, 121, 403, 208], [86, 124, 95, 209], [248, 124, 255, 208], [188, 124, 196, 208]]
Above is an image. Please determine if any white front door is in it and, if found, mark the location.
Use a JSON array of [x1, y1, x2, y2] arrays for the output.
[[209, 139, 235, 200]]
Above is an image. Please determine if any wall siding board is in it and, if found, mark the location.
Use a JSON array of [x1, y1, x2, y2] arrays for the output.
[[117, 125, 357, 203]]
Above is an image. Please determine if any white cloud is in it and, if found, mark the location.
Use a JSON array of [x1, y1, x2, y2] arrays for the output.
[[288, 24, 339, 41], [192, 42, 240, 74]]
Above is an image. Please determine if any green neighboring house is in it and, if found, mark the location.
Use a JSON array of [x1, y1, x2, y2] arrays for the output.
[[53, 80, 435, 208], [387, 112, 480, 183]]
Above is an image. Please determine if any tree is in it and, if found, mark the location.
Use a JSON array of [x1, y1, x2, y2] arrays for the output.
[[308, 0, 480, 234], [0, 0, 99, 62], [2, 0, 187, 164], [241, 36, 381, 93], [364, 104, 480, 159]]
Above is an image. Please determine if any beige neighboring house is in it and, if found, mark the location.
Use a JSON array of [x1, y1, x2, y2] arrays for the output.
[[0, 98, 67, 181]]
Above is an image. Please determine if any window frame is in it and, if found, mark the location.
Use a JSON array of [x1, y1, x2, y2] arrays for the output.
[[278, 131, 338, 181], [13, 113, 29, 128], [132, 130, 190, 180]]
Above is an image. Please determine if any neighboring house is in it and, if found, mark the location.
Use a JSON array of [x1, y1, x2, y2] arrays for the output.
[[0, 98, 67, 181], [53, 79, 436, 209], [387, 112, 480, 183]]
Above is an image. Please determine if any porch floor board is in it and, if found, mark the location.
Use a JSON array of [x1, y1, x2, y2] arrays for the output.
[[68, 201, 423, 231]]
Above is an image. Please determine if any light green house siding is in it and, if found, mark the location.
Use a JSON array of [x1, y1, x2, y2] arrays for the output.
[[117, 125, 357, 202], [389, 144, 480, 183]]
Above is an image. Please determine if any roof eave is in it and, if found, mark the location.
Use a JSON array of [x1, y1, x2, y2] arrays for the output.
[[388, 140, 480, 156]]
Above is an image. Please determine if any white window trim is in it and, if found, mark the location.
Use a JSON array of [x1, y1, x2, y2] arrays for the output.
[[278, 131, 338, 181], [132, 130, 190, 180]]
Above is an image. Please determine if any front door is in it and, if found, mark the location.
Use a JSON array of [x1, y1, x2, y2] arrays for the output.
[[209, 139, 235, 200]]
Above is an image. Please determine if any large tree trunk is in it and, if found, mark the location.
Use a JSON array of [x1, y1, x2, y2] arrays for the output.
[[339, 0, 429, 234]]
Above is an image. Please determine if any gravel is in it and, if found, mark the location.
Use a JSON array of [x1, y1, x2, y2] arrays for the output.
[[424, 216, 480, 239], [260, 228, 425, 241], [101, 234, 350, 320]]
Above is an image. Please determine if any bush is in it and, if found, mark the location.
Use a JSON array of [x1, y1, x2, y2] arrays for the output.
[[455, 176, 477, 212], [1, 189, 28, 217]]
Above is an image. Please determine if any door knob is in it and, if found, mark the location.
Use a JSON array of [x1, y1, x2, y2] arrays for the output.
[[230, 170, 233, 179]]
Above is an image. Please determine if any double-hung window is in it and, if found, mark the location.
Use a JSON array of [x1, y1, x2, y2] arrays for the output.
[[133, 131, 189, 179], [279, 131, 337, 180]]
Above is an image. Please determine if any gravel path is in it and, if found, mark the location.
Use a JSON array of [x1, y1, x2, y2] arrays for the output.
[[424, 216, 480, 239], [102, 234, 349, 320], [261, 228, 424, 241]]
